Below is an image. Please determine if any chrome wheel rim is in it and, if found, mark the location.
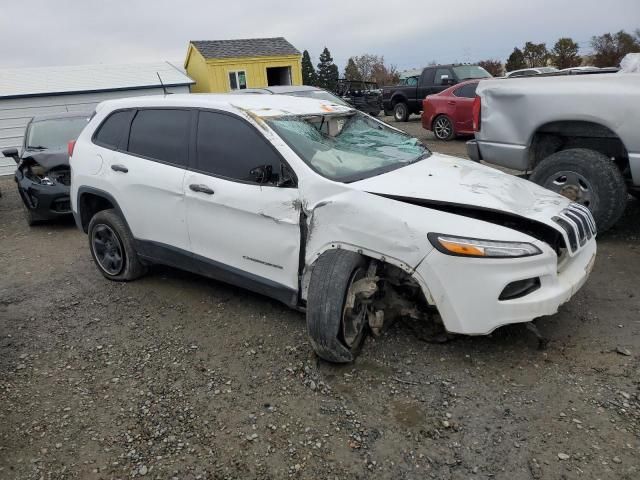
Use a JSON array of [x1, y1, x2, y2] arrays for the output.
[[341, 268, 367, 348], [92, 224, 124, 275], [434, 117, 452, 139], [542, 170, 594, 207], [394, 104, 406, 121]]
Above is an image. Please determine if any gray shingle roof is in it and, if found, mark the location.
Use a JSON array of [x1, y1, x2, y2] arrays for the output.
[[191, 37, 300, 60]]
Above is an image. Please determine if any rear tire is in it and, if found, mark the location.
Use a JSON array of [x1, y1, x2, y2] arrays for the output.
[[393, 102, 409, 122], [306, 250, 369, 363], [432, 115, 455, 141], [88, 209, 147, 281], [529, 148, 627, 233]]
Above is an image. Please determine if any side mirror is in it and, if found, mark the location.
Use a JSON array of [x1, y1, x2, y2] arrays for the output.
[[2, 147, 20, 163], [250, 164, 274, 184]]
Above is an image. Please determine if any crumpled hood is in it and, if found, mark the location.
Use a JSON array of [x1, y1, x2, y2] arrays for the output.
[[21, 149, 69, 170], [351, 153, 570, 223]]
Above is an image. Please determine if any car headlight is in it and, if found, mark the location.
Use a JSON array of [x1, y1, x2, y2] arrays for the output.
[[428, 233, 541, 258]]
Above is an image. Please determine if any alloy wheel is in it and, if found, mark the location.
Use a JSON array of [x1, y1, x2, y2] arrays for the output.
[[92, 224, 124, 275], [434, 117, 452, 140]]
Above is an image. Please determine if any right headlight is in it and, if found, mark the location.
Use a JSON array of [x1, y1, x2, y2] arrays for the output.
[[428, 233, 542, 258]]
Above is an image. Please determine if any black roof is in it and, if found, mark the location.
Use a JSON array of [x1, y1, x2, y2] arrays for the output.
[[191, 37, 300, 60]]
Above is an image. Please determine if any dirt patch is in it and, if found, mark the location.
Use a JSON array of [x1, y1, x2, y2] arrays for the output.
[[1, 147, 640, 479]]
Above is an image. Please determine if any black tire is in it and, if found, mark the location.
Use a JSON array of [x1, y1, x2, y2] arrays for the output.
[[88, 209, 147, 281], [393, 102, 409, 122], [432, 115, 455, 141], [529, 148, 627, 233], [306, 250, 369, 363]]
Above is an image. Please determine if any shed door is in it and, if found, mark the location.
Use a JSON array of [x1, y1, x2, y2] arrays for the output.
[[266, 67, 292, 86]]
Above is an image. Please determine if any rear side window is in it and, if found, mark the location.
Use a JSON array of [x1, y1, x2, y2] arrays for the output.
[[94, 110, 134, 149], [453, 83, 478, 98], [196, 111, 283, 183], [127, 109, 191, 166]]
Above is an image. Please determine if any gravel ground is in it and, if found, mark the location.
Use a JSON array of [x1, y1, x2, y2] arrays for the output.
[[1, 119, 639, 479]]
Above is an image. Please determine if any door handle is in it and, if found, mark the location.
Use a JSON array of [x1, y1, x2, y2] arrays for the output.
[[111, 164, 128, 173], [447, 101, 456, 105], [189, 184, 214, 195]]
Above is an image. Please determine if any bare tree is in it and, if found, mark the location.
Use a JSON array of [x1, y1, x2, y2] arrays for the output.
[[478, 59, 503, 77]]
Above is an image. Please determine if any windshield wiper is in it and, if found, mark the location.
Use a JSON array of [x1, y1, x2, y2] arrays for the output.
[[26, 145, 47, 150]]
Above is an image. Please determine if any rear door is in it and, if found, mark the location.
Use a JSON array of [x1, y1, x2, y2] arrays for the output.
[[184, 110, 300, 301], [451, 82, 478, 132], [100, 108, 192, 251]]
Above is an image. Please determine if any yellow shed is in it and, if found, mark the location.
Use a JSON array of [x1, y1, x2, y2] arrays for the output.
[[184, 37, 302, 93]]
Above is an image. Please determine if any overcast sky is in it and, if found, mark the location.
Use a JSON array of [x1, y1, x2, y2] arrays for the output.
[[1, 0, 638, 71]]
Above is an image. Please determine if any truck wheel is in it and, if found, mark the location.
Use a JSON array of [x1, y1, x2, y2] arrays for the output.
[[88, 209, 147, 281], [432, 115, 455, 141], [306, 250, 370, 363], [393, 102, 409, 122], [529, 148, 627, 233]]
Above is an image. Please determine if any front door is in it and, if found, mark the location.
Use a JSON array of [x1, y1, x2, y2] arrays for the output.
[[184, 110, 301, 300]]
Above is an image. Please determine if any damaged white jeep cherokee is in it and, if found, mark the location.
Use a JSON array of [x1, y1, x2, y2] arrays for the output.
[[70, 95, 597, 363]]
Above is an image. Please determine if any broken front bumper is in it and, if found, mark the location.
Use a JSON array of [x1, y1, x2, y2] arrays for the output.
[[15, 174, 72, 218], [414, 238, 596, 335]]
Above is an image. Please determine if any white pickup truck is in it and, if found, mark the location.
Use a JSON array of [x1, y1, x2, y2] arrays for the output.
[[467, 73, 640, 232]]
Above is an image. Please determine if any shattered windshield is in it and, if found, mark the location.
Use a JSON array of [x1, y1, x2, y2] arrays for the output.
[[26, 117, 89, 150], [267, 112, 430, 182]]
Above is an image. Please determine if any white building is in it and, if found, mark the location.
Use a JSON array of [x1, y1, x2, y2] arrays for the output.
[[0, 62, 193, 175]]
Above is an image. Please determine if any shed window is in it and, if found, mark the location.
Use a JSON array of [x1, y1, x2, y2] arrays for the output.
[[229, 71, 247, 90]]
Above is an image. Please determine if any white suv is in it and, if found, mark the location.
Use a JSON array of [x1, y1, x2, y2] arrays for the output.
[[70, 94, 597, 363]]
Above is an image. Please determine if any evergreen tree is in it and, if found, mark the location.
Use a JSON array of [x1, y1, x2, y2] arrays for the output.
[[301, 50, 317, 86], [344, 58, 361, 81], [317, 47, 339, 92], [505, 47, 526, 72], [550, 38, 581, 69]]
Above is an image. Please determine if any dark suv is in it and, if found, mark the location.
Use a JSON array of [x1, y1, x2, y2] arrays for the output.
[[2, 112, 90, 225], [382, 64, 492, 121]]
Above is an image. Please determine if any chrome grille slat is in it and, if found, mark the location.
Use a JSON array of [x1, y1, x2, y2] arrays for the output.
[[553, 204, 596, 256]]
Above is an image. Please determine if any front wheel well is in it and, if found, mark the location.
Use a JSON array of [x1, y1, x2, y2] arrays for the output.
[[78, 192, 114, 232], [529, 120, 629, 177]]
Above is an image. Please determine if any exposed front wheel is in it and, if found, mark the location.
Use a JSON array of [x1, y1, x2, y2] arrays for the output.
[[529, 148, 627, 233], [393, 102, 409, 122], [88, 209, 147, 281], [432, 115, 455, 141], [306, 250, 373, 363]]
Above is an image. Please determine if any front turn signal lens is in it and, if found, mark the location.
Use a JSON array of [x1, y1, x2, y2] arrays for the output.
[[428, 233, 542, 258]]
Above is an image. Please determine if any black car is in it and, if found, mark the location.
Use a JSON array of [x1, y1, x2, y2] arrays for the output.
[[2, 112, 90, 225]]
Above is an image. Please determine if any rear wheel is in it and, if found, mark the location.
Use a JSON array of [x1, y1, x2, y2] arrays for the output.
[[432, 115, 455, 141], [306, 250, 371, 363], [529, 148, 627, 232], [88, 209, 147, 281], [393, 102, 409, 122]]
